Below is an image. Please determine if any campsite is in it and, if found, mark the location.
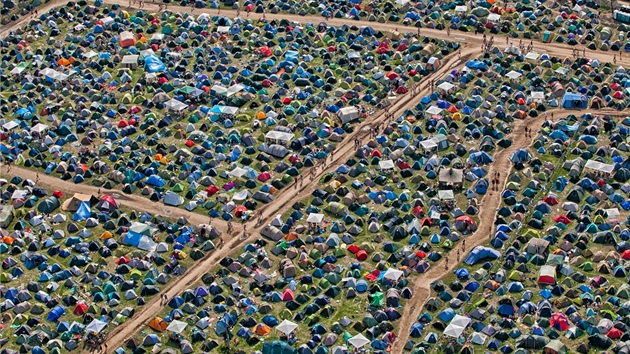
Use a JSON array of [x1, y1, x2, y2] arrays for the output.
[[0, 175, 222, 352], [4, 0, 630, 353]]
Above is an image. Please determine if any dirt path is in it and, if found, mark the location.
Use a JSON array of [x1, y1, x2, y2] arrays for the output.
[[2, 164, 228, 232]]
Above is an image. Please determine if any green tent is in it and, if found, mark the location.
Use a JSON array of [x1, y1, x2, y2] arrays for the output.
[[262, 340, 296, 354], [0, 206, 14, 228], [37, 197, 60, 214]]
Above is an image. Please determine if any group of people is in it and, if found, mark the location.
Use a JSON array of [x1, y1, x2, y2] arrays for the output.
[[490, 171, 501, 191]]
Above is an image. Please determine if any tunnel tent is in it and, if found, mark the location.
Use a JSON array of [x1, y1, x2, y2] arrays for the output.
[[337, 106, 359, 124]]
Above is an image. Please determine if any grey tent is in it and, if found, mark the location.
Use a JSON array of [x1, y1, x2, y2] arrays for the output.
[[0, 206, 14, 228], [261, 144, 289, 158], [253, 191, 274, 203], [261, 225, 284, 241]]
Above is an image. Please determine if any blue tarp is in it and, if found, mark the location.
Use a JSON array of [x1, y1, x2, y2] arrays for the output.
[[464, 246, 501, 265], [144, 53, 166, 73]]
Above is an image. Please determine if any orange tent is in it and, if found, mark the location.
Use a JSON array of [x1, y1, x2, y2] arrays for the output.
[[2, 236, 14, 245], [100, 231, 113, 239], [149, 317, 168, 332], [284, 232, 299, 242], [254, 324, 271, 336]]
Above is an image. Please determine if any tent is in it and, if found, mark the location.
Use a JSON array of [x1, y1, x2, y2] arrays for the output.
[[538, 265, 556, 285], [262, 340, 297, 354], [561, 93, 587, 109], [464, 246, 500, 265], [444, 315, 471, 337]]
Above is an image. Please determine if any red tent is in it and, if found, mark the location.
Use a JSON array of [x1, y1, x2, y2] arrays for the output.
[[116, 256, 130, 265], [52, 190, 63, 198], [356, 250, 368, 261], [74, 302, 88, 316], [371, 150, 382, 157], [553, 215, 571, 224], [550, 313, 570, 331], [100, 195, 118, 208], [398, 161, 411, 169], [613, 91, 624, 99], [347, 244, 359, 254], [281, 289, 295, 301], [118, 120, 128, 128], [413, 206, 424, 217], [415, 251, 426, 258], [622, 250, 630, 260], [257, 172, 271, 181], [542, 196, 558, 205], [283, 97, 292, 105], [366, 270, 380, 281], [245, 3, 254, 11], [185, 140, 194, 147], [608, 328, 623, 339], [386, 72, 398, 80], [408, 69, 417, 76], [421, 218, 432, 226], [328, 46, 336, 52], [206, 185, 219, 196], [396, 43, 408, 51], [396, 87, 408, 94], [258, 46, 272, 57], [262, 79, 273, 87]]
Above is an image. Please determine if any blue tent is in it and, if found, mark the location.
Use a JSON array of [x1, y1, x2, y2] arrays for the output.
[[146, 175, 165, 187], [47, 306, 66, 322], [410, 322, 424, 337], [561, 92, 587, 109], [464, 246, 501, 265], [72, 202, 91, 221]]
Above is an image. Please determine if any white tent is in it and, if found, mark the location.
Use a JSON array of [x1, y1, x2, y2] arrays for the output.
[[487, 13, 501, 22], [425, 106, 443, 115], [165, 99, 188, 111], [420, 139, 438, 150], [86, 319, 107, 334], [379, 160, 395, 170], [338, 107, 359, 123], [383, 268, 404, 281], [348, 333, 370, 348], [276, 320, 298, 335], [265, 131, 295, 143], [585, 160, 614, 174], [525, 52, 540, 61], [455, 5, 467, 12], [444, 315, 471, 337], [228, 167, 248, 178], [2, 121, 18, 130], [437, 82, 455, 92], [32, 123, 48, 134], [307, 213, 325, 224], [438, 190, 455, 200], [167, 320, 188, 334], [505, 71, 522, 80]]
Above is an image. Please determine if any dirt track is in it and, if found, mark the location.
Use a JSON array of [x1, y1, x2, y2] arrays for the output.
[[0, 2, 626, 352]]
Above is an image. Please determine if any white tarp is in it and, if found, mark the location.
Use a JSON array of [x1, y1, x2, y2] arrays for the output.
[[426, 106, 443, 115], [444, 315, 471, 338], [165, 99, 188, 111], [455, 5, 467, 12], [307, 213, 325, 224], [265, 131, 295, 143], [530, 91, 545, 100], [585, 160, 614, 174], [86, 319, 107, 334], [379, 160, 395, 170]]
